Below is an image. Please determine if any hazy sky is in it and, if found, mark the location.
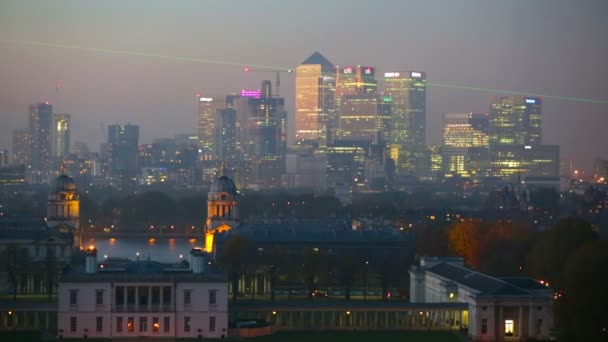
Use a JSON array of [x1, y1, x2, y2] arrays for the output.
[[1, 0, 607, 171]]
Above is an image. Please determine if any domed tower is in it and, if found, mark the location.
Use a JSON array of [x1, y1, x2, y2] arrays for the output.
[[205, 162, 239, 254], [47, 173, 81, 248]]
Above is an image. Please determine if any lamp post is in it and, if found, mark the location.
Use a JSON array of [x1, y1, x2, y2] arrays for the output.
[[363, 261, 369, 300]]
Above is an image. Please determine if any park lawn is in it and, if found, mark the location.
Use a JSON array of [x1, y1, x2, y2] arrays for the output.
[[249, 331, 463, 342]]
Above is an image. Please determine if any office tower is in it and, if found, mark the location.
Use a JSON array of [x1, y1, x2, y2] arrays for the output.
[[197, 95, 226, 161], [443, 113, 489, 148], [29, 102, 53, 170], [215, 108, 237, 162], [337, 93, 391, 142], [489, 96, 541, 146], [12, 128, 31, 166], [54, 114, 71, 158], [245, 80, 287, 188], [0, 150, 8, 167], [107, 124, 140, 183], [326, 141, 369, 189], [295, 52, 336, 146], [334, 65, 377, 144], [383, 71, 427, 172]]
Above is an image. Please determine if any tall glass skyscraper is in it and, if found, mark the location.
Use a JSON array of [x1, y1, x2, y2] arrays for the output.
[[29, 102, 53, 171], [198, 95, 226, 161], [54, 114, 71, 158], [337, 93, 391, 143], [295, 52, 335, 146], [107, 124, 140, 182], [383, 71, 426, 173], [489, 96, 541, 146]]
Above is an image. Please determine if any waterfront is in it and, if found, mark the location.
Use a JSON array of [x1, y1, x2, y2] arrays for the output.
[[81, 236, 202, 262]]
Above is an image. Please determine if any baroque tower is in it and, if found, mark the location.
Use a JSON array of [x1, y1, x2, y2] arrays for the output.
[[47, 172, 81, 248], [205, 163, 239, 254]]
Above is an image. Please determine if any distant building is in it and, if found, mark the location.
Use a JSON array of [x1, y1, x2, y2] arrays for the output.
[[215, 108, 238, 162], [204, 163, 240, 254], [489, 96, 541, 146], [198, 96, 226, 161], [337, 93, 391, 143], [0, 150, 8, 166], [54, 114, 71, 159], [58, 248, 228, 339], [334, 65, 377, 144], [383, 71, 426, 173], [29, 102, 53, 171], [47, 173, 81, 248], [282, 148, 328, 192], [410, 257, 553, 341], [11, 128, 31, 167], [107, 124, 140, 184], [295, 52, 336, 146], [0, 165, 26, 186]]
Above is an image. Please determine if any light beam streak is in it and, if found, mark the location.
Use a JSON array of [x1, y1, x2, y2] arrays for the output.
[[2, 37, 607, 105]]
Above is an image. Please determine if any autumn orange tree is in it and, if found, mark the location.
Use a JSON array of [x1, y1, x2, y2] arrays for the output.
[[447, 220, 486, 268]]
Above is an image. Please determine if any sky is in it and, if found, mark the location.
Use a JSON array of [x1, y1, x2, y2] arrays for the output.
[[1, 0, 607, 172]]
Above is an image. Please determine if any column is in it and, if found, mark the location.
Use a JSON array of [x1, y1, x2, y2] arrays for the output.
[[45, 312, 49, 330], [148, 287, 152, 311], [528, 304, 535, 337], [518, 305, 524, 338], [123, 287, 127, 307], [160, 287, 164, 311], [135, 286, 139, 311], [498, 306, 504, 337]]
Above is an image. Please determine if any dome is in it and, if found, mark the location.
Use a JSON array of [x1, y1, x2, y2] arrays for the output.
[[53, 174, 77, 192], [210, 175, 237, 195]]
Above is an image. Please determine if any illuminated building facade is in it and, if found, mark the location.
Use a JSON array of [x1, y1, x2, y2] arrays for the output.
[[197, 96, 226, 161], [441, 113, 490, 178], [295, 52, 336, 146], [0, 150, 8, 167], [489, 96, 541, 146], [107, 124, 140, 183], [11, 128, 31, 167], [47, 173, 81, 248], [326, 141, 369, 189], [54, 114, 71, 159], [245, 81, 287, 188], [29, 102, 53, 171], [337, 94, 391, 143], [383, 71, 426, 173], [205, 163, 239, 254], [215, 108, 237, 162]]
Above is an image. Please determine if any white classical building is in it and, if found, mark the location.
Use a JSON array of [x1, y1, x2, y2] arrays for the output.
[[410, 257, 553, 341], [58, 248, 228, 339]]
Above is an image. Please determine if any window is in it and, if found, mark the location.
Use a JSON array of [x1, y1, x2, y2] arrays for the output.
[[481, 306, 487, 311], [209, 289, 217, 305], [116, 317, 123, 333], [164, 317, 170, 333], [184, 289, 192, 305], [127, 317, 134, 332], [139, 317, 147, 332], [536, 319, 543, 335], [537, 306, 543, 311], [153, 317, 159, 332], [70, 317, 77, 333], [209, 316, 216, 332], [96, 290, 104, 305], [69, 290, 78, 306], [96, 316, 103, 332], [184, 316, 191, 332], [505, 319, 514, 336], [481, 318, 487, 334]]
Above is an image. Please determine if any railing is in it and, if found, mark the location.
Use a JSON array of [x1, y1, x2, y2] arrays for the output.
[[113, 305, 173, 313]]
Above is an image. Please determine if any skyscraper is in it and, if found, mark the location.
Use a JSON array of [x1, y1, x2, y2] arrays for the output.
[[489, 96, 541, 146], [337, 93, 391, 142], [29, 102, 53, 170], [54, 114, 71, 158], [383, 71, 427, 171], [197, 95, 226, 161], [442, 113, 489, 148], [12, 128, 31, 167], [295, 52, 335, 146], [107, 124, 140, 183], [0, 150, 8, 167]]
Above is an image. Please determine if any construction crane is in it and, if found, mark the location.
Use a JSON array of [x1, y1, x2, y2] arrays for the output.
[[243, 67, 293, 97]]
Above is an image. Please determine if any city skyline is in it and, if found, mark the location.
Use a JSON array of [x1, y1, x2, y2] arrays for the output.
[[1, 1, 607, 171]]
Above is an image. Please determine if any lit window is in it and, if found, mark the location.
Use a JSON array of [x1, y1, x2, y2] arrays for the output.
[[505, 319, 514, 336], [127, 317, 134, 332], [153, 317, 159, 332]]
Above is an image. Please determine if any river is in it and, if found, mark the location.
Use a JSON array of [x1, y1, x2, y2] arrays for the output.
[[81, 236, 203, 262]]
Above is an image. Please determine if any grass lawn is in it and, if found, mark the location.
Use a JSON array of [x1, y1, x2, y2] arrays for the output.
[[248, 331, 463, 342]]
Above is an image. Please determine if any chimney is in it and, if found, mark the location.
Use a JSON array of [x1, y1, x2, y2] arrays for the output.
[[190, 248, 205, 274], [85, 247, 98, 273]]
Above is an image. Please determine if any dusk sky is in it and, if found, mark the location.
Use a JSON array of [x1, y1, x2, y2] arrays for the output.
[[1, 0, 606, 171]]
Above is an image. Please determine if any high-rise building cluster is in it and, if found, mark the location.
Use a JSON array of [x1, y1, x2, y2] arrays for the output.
[[3, 52, 559, 192]]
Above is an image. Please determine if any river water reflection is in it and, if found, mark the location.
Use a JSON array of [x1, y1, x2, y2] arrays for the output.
[[82, 237, 202, 262]]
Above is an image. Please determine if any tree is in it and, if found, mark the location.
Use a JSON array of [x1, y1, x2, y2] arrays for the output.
[[477, 221, 534, 275], [299, 248, 324, 300], [261, 245, 287, 302], [217, 236, 254, 301], [527, 217, 597, 288], [555, 240, 608, 341], [336, 254, 360, 301], [448, 220, 486, 268]]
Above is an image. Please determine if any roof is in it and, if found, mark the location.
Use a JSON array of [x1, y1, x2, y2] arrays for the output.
[[53, 174, 77, 192], [0, 219, 72, 242], [61, 259, 226, 283], [427, 263, 536, 297], [301, 52, 334, 73], [232, 300, 468, 311], [210, 175, 237, 195]]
